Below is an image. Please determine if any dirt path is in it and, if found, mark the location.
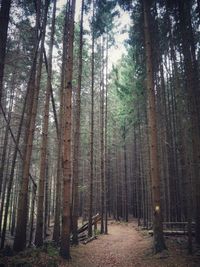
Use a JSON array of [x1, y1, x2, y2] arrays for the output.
[[60, 221, 200, 267]]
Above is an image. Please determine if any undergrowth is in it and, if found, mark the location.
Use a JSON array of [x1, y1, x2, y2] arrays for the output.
[[0, 243, 60, 267]]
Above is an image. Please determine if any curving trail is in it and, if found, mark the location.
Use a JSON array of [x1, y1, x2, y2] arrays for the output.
[[61, 221, 200, 267]]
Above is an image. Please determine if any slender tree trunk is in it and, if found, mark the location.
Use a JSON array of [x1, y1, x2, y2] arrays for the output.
[[0, 84, 14, 233], [44, 158, 49, 238], [52, 147, 61, 243], [0, 85, 14, 198], [29, 185, 36, 246], [143, 0, 166, 253], [0, 0, 11, 103], [60, 0, 76, 259], [159, 64, 170, 222], [88, 0, 95, 238], [53, 0, 72, 245], [13, 0, 49, 252], [0, 63, 36, 249], [123, 125, 128, 222], [35, 0, 56, 247], [72, 0, 84, 245], [11, 175, 18, 236], [104, 36, 109, 234], [100, 38, 105, 234], [178, 0, 200, 244]]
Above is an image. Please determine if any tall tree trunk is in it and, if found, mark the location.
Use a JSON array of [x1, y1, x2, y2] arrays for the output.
[[100, 38, 105, 234], [0, 0, 11, 103], [13, 0, 49, 252], [104, 36, 109, 234], [11, 174, 18, 236], [0, 49, 39, 248], [52, 0, 70, 242], [29, 185, 36, 246], [72, 0, 84, 245], [88, 0, 95, 238], [0, 73, 14, 233], [177, 0, 200, 244], [44, 157, 49, 238], [35, 0, 56, 247], [123, 125, 128, 222], [52, 147, 61, 243], [143, 0, 166, 253], [0, 75, 15, 198], [60, 0, 76, 259]]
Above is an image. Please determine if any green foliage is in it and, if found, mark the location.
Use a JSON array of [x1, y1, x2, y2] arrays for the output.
[[54, 6, 65, 54], [0, 245, 60, 267], [94, 228, 101, 235], [127, 1, 145, 77], [117, 0, 133, 10], [110, 48, 138, 129], [15, 0, 36, 17], [93, 0, 119, 37]]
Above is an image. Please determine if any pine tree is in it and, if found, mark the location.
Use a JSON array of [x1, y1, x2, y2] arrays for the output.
[[88, 0, 95, 238], [35, 0, 56, 247], [60, 0, 76, 259], [72, 0, 84, 245], [143, 0, 166, 253], [13, 0, 49, 251], [0, 0, 11, 104]]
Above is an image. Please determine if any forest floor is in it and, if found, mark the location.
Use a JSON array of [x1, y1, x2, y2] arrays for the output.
[[61, 220, 200, 267], [1, 220, 200, 266]]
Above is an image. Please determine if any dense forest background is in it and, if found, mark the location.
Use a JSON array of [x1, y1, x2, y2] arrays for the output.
[[0, 0, 200, 262]]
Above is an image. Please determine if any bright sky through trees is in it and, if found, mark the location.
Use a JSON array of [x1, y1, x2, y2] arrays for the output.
[[57, 0, 131, 68]]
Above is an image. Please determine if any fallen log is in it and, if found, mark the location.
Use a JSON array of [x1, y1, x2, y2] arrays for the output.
[[78, 234, 87, 240], [79, 236, 88, 242], [70, 233, 87, 243], [163, 222, 195, 225], [145, 222, 195, 231], [83, 236, 97, 244], [78, 213, 101, 235], [148, 230, 195, 236], [70, 214, 101, 242], [78, 233, 87, 238]]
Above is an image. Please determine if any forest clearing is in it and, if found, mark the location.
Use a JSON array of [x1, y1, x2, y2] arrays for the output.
[[1, 0, 200, 266]]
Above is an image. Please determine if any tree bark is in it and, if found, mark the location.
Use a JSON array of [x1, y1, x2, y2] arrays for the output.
[[60, 0, 76, 259], [177, 0, 200, 244], [100, 38, 105, 234], [88, 0, 95, 238], [0, 45, 39, 248], [143, 0, 166, 253], [104, 36, 109, 234], [72, 0, 84, 245], [123, 125, 128, 222], [0, 0, 11, 103], [0, 71, 15, 233], [13, 0, 49, 252], [35, 0, 56, 247]]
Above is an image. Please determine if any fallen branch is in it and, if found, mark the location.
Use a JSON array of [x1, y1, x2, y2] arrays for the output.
[[83, 236, 97, 244], [148, 230, 195, 236], [78, 213, 101, 235]]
